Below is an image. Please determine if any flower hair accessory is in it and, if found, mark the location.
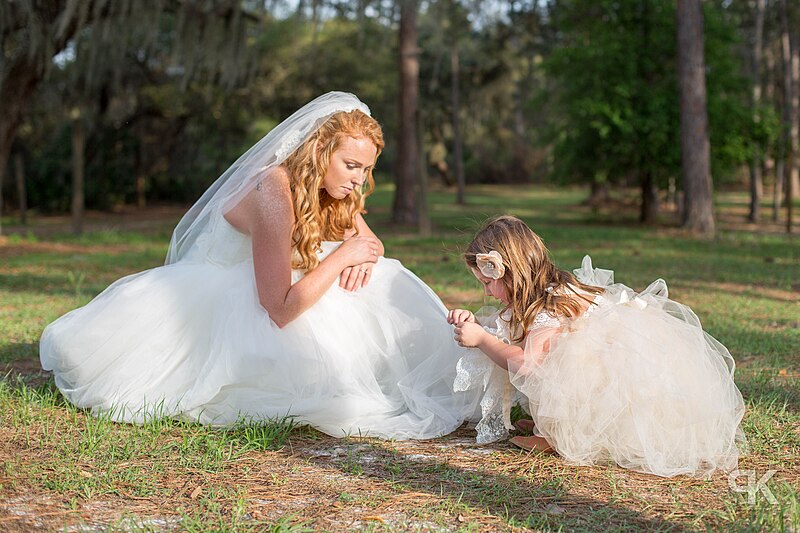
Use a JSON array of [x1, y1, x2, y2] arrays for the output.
[[475, 251, 506, 280]]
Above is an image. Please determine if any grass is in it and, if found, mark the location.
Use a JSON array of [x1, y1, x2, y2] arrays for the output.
[[0, 184, 798, 531]]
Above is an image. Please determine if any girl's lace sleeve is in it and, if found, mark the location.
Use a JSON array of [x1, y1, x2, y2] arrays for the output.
[[531, 311, 561, 330], [453, 309, 523, 444]]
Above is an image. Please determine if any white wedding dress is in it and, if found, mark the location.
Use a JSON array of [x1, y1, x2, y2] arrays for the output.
[[40, 215, 481, 439]]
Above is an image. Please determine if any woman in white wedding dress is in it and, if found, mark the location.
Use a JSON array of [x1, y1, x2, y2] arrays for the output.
[[40, 92, 480, 439]]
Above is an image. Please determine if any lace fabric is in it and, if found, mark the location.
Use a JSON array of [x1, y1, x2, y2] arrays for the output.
[[453, 308, 523, 444]]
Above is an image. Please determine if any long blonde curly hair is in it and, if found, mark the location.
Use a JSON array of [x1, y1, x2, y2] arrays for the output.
[[465, 215, 602, 343], [282, 109, 384, 270]]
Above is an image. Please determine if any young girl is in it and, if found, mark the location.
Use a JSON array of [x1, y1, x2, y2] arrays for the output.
[[448, 215, 746, 478]]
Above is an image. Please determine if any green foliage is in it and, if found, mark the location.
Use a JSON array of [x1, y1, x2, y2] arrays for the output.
[[542, 0, 755, 190], [418, 1, 551, 184], [251, 14, 398, 171], [2, 0, 787, 221]]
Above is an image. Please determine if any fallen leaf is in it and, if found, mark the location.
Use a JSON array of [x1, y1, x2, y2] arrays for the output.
[[190, 486, 202, 500]]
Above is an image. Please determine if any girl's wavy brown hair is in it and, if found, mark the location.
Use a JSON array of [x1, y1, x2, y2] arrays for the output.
[[465, 215, 602, 343], [282, 109, 384, 270]]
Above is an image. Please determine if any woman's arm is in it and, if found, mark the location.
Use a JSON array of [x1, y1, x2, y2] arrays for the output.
[[228, 169, 379, 328], [339, 213, 385, 291], [353, 213, 384, 256]]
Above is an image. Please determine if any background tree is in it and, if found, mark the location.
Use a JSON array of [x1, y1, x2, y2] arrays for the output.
[[1, 0, 789, 236], [748, 0, 766, 222], [394, 0, 420, 225], [779, 0, 798, 232], [543, 0, 682, 223], [677, 0, 715, 234], [0, 0, 260, 234]]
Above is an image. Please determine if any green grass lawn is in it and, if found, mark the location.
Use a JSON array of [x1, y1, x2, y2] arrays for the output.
[[1, 184, 798, 531]]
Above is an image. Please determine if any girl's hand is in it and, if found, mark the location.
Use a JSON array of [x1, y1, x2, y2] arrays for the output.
[[447, 309, 476, 325], [339, 262, 373, 292], [453, 321, 487, 347], [334, 235, 381, 267]]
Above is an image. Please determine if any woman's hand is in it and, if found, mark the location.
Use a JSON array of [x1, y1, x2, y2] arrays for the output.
[[447, 309, 476, 325], [339, 263, 373, 292], [453, 321, 488, 348], [334, 235, 381, 267], [334, 235, 381, 292]]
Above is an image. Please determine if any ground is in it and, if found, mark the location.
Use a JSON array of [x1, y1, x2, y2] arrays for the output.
[[0, 185, 798, 531]]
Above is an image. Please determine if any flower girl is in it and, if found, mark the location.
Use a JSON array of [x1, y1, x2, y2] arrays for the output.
[[448, 215, 745, 478]]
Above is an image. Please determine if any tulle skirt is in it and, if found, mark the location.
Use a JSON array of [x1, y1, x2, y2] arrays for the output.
[[40, 223, 480, 440], [511, 259, 746, 478]]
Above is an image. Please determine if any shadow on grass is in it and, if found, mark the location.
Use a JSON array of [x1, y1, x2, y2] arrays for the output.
[[738, 373, 800, 415], [293, 435, 690, 531], [0, 342, 40, 365], [0, 272, 74, 293], [0, 272, 109, 299]]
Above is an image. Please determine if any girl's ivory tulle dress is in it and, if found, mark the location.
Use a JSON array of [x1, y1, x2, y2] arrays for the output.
[[40, 216, 480, 439], [455, 256, 746, 478]]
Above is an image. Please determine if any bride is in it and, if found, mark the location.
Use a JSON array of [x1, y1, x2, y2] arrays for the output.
[[40, 92, 480, 439]]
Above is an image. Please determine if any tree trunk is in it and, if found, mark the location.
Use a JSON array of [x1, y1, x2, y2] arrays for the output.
[[780, 0, 797, 232], [393, 0, 419, 226], [749, 0, 766, 222], [0, 3, 88, 235], [789, 30, 798, 231], [356, 0, 368, 48], [749, 164, 764, 222], [0, 131, 14, 237], [417, 115, 431, 236], [0, 154, 4, 237], [512, 77, 529, 184], [0, 61, 41, 236], [676, 0, 715, 235], [71, 111, 86, 235], [589, 180, 610, 206], [640, 172, 660, 223], [308, 0, 321, 93], [763, 38, 777, 190], [14, 152, 27, 225], [774, 159, 784, 221], [451, 43, 465, 205], [136, 174, 147, 208]]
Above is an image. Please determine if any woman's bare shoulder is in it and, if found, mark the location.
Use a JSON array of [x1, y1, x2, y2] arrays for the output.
[[225, 166, 293, 234]]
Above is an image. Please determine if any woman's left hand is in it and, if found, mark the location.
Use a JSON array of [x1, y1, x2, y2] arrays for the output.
[[339, 263, 373, 292], [454, 321, 488, 347]]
